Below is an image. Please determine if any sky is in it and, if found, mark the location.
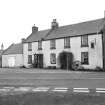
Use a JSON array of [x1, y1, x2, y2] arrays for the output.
[[0, 0, 105, 49]]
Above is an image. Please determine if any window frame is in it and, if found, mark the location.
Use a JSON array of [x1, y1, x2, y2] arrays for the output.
[[28, 42, 32, 51], [50, 39, 56, 49], [81, 52, 89, 65], [64, 37, 70, 48], [38, 40, 42, 50], [50, 53, 56, 64], [28, 55, 32, 64], [81, 35, 88, 47]]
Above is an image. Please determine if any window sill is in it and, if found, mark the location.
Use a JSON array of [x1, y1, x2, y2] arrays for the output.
[[28, 49, 32, 51], [81, 45, 89, 47], [50, 47, 56, 50], [64, 46, 70, 49], [38, 48, 42, 50], [81, 63, 89, 65]]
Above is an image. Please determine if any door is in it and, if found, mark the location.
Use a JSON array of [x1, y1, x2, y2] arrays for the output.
[[8, 57, 15, 67], [34, 54, 43, 68]]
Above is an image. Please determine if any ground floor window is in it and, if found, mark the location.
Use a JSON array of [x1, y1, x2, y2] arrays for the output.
[[81, 52, 89, 64], [28, 55, 32, 64], [50, 53, 56, 64]]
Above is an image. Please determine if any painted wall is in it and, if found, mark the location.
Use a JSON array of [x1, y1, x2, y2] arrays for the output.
[[2, 54, 23, 67], [23, 34, 103, 69]]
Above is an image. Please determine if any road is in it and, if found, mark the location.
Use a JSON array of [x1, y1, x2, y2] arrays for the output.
[[0, 68, 105, 89], [0, 68, 105, 104]]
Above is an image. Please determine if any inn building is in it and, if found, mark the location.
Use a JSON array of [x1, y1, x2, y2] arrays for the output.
[[23, 18, 105, 70]]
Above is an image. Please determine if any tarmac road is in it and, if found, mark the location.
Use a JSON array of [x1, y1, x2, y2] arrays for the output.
[[0, 68, 105, 89]]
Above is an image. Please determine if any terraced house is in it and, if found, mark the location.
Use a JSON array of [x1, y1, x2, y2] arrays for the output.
[[23, 18, 105, 70]]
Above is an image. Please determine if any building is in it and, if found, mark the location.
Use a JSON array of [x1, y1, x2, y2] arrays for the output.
[[2, 43, 23, 67], [0, 44, 4, 67], [23, 18, 105, 70]]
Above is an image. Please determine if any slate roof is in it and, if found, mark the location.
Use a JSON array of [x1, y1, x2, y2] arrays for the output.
[[25, 29, 50, 43], [3, 43, 23, 55], [25, 18, 105, 42]]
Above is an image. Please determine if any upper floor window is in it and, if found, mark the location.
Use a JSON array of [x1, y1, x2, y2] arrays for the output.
[[50, 39, 56, 49], [28, 55, 32, 64], [28, 42, 32, 51], [81, 52, 89, 65], [64, 37, 70, 48], [81, 35, 88, 47], [38, 40, 42, 50]]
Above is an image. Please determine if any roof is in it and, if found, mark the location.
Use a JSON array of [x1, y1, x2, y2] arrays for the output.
[[25, 18, 105, 42], [3, 43, 23, 55], [25, 29, 50, 43]]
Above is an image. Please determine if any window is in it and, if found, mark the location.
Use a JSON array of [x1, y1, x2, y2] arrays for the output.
[[81, 35, 88, 47], [50, 53, 56, 64], [64, 37, 70, 48], [28, 55, 32, 64], [91, 42, 94, 48], [81, 52, 89, 65], [28, 42, 32, 51], [38, 40, 42, 50], [50, 39, 56, 49]]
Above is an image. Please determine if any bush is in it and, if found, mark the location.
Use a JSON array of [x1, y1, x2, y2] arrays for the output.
[[95, 66, 104, 72]]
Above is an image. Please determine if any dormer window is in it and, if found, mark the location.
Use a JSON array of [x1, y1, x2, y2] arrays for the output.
[[28, 42, 32, 51], [50, 39, 56, 49]]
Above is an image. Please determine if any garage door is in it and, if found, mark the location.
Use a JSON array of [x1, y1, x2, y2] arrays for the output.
[[8, 57, 15, 67]]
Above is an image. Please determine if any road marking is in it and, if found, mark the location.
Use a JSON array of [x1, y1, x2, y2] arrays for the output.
[[54, 87, 68, 90], [32, 87, 50, 92], [4, 87, 15, 89], [96, 88, 105, 93], [52, 87, 68, 92], [73, 88, 89, 93], [96, 88, 105, 90], [13, 87, 32, 92], [0, 88, 10, 92], [73, 88, 89, 90]]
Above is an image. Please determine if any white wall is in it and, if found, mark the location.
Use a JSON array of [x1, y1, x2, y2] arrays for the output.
[[2, 54, 23, 67], [23, 34, 103, 69]]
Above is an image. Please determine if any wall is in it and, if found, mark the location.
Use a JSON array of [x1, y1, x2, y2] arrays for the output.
[[23, 34, 103, 69], [2, 54, 23, 67]]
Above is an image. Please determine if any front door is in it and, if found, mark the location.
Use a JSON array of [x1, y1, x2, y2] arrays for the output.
[[34, 54, 43, 68]]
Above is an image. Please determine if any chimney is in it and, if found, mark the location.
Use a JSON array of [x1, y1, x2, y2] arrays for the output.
[[32, 24, 38, 33], [21, 38, 25, 43], [1, 43, 4, 50], [51, 19, 59, 29]]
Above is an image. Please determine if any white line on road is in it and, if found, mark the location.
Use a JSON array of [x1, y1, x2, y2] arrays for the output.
[[73, 88, 88, 90], [13, 87, 32, 92], [52, 89, 68, 92], [52, 87, 68, 92], [73, 88, 89, 93], [96, 88, 105, 90], [73, 90, 89, 93], [32, 87, 50, 92], [96, 91, 105, 93], [54, 87, 68, 90]]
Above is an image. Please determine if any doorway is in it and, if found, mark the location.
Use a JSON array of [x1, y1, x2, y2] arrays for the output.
[[34, 54, 43, 68]]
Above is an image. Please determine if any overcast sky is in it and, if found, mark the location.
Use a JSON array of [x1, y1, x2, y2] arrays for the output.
[[0, 0, 105, 49]]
